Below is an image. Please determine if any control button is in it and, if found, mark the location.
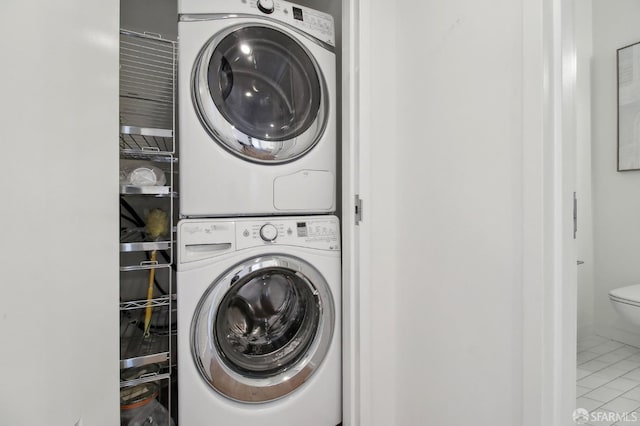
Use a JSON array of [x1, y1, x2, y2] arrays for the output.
[[259, 224, 278, 241], [242, 229, 250, 237], [257, 0, 275, 14]]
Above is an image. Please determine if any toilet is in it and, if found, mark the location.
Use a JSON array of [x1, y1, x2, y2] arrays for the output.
[[609, 285, 640, 327]]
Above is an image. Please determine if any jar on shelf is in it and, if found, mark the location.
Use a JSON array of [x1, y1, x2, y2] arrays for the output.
[[120, 382, 174, 426]]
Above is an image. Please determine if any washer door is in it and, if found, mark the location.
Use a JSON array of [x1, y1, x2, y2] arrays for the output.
[[191, 255, 335, 403], [192, 24, 328, 164]]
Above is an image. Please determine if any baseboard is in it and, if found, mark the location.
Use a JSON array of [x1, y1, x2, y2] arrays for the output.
[[594, 324, 640, 348]]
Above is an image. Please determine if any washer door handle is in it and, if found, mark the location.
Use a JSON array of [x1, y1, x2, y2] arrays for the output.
[[185, 243, 232, 252]]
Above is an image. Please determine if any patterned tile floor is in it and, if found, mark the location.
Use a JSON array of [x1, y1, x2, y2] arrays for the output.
[[577, 336, 640, 425]]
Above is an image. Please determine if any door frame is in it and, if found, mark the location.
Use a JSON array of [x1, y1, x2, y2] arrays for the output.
[[341, 0, 364, 424], [520, 0, 579, 424]]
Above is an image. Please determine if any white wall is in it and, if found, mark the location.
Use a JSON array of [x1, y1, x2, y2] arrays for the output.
[[0, 1, 120, 425], [576, 0, 596, 338], [360, 0, 524, 424], [591, 0, 640, 345]]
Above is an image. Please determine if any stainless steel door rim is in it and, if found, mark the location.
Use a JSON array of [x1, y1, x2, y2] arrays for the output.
[[191, 23, 329, 164], [190, 254, 335, 403]]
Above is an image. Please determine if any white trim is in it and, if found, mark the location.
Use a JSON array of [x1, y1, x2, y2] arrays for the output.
[[559, 0, 578, 421], [341, 0, 361, 424], [354, 0, 373, 422], [559, 0, 578, 423], [521, 0, 548, 424], [522, 0, 577, 425]]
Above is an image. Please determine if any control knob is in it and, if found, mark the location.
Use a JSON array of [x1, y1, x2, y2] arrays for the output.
[[257, 0, 275, 14], [259, 224, 278, 242]]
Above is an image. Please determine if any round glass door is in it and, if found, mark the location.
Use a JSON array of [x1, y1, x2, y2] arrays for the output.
[[191, 255, 335, 403], [192, 24, 329, 164]]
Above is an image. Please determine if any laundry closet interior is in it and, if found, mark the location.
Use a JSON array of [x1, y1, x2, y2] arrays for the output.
[[118, 0, 344, 424]]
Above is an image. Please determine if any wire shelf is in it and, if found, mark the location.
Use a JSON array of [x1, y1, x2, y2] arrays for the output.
[[118, 28, 176, 424], [120, 295, 172, 311], [120, 372, 171, 389], [119, 30, 176, 153], [120, 297, 173, 371], [120, 134, 174, 155], [120, 226, 172, 251], [120, 185, 173, 196]]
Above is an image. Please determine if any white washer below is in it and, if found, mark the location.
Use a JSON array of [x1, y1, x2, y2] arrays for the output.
[[177, 216, 341, 426]]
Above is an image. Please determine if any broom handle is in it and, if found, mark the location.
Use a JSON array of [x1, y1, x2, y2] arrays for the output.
[[143, 250, 158, 337]]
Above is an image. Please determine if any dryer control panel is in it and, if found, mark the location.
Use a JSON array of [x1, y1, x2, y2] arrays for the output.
[[180, 0, 335, 46], [248, 0, 335, 47]]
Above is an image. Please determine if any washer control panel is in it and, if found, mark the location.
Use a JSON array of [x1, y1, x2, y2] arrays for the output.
[[237, 216, 340, 251], [259, 223, 278, 241], [247, 0, 335, 47], [257, 0, 275, 13], [179, 217, 340, 265]]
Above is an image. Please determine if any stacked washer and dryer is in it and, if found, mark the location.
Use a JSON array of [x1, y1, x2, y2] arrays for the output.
[[176, 0, 341, 425]]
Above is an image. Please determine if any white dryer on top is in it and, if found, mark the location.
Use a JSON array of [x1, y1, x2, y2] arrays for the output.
[[178, 0, 336, 217]]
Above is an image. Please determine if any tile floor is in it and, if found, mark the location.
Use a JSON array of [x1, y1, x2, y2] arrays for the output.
[[577, 336, 640, 425]]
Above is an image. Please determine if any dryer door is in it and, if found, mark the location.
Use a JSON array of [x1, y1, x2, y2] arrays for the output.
[[191, 254, 335, 403], [192, 24, 329, 164]]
